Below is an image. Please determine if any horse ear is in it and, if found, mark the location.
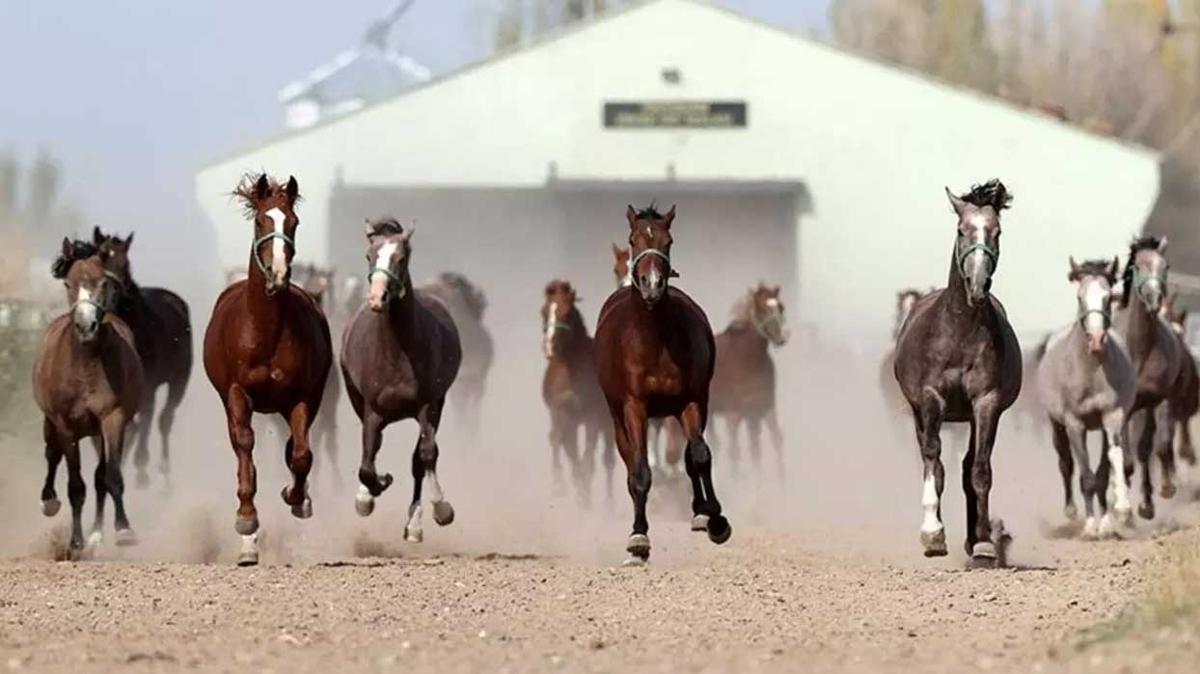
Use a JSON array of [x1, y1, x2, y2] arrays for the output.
[[285, 176, 300, 205], [945, 187, 967, 217], [1068, 256, 1080, 279], [254, 174, 272, 201], [124, 232, 134, 249], [626, 205, 638, 227], [664, 205, 676, 227], [612, 242, 623, 257], [402, 226, 415, 243], [1109, 256, 1119, 279], [92, 226, 104, 246], [1158, 236, 1169, 253], [670, 269, 680, 278], [61, 237, 73, 259]]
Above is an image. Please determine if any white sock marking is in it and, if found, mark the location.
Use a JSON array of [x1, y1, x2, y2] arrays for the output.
[[921, 474, 942, 534], [425, 469, 444, 504], [1107, 441, 1130, 515]]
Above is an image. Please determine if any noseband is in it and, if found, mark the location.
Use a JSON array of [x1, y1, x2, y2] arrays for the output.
[[629, 248, 671, 291], [1131, 266, 1166, 304], [1077, 305, 1111, 329], [251, 231, 295, 278], [368, 265, 409, 300], [71, 296, 106, 321], [752, 307, 783, 340], [957, 242, 998, 281]]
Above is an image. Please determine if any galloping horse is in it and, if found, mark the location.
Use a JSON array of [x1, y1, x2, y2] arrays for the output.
[[594, 205, 731, 566], [709, 283, 789, 474], [422, 272, 493, 436], [1114, 236, 1181, 519], [36, 244, 144, 557], [342, 219, 461, 543], [541, 280, 613, 505], [203, 174, 333, 566], [92, 227, 192, 489], [1036, 258, 1135, 537], [894, 180, 1021, 565], [1161, 294, 1198, 467]]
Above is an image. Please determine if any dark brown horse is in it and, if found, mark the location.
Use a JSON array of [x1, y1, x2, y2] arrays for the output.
[[541, 280, 613, 505], [202, 174, 333, 566], [894, 180, 1021, 566], [342, 219, 461, 542], [91, 227, 192, 489], [1162, 294, 1198, 467], [36, 245, 145, 557], [1114, 236, 1181, 519], [710, 283, 789, 475], [422, 272, 493, 437], [594, 205, 730, 566], [290, 263, 343, 491]]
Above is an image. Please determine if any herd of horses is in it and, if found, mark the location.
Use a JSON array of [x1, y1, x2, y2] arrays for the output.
[[28, 172, 1197, 569]]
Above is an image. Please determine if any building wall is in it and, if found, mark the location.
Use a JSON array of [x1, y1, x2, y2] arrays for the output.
[[196, 0, 1159, 347]]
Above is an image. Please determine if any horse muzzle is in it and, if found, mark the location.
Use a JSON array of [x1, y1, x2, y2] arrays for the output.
[[1086, 330, 1108, 355], [72, 307, 102, 342]]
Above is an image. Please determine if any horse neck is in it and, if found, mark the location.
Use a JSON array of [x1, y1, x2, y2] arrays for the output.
[[1123, 297, 1158, 358], [942, 247, 985, 319], [243, 252, 282, 331], [1064, 325, 1105, 369], [727, 319, 768, 351], [561, 308, 592, 356], [384, 277, 418, 331]]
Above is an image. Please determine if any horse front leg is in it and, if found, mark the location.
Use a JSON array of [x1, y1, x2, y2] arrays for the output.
[[766, 406, 785, 480], [40, 419, 64, 517], [90, 437, 108, 547], [679, 402, 732, 546], [158, 378, 187, 491], [281, 403, 315, 520], [224, 385, 259, 566], [405, 401, 453, 543], [1063, 417, 1099, 539], [63, 438, 87, 559], [1100, 410, 1131, 535], [101, 411, 137, 546], [1131, 408, 1157, 520], [618, 399, 651, 566], [1154, 401, 1177, 500], [355, 412, 392, 517], [969, 397, 1007, 567], [916, 391, 946, 557]]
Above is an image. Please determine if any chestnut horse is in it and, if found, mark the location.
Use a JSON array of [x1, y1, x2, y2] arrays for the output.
[[894, 180, 1021, 566], [423, 272, 494, 437], [202, 174, 333, 566], [710, 283, 789, 475], [92, 227, 192, 489], [541, 280, 613, 505], [595, 205, 731, 566], [1115, 236, 1182, 520], [342, 219, 461, 543], [36, 245, 144, 557], [1161, 293, 1198, 468]]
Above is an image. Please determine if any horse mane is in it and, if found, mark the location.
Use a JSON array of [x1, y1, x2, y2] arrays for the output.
[[1069, 259, 1118, 284], [366, 216, 407, 237], [232, 173, 299, 217], [635, 204, 665, 221], [51, 239, 97, 279], [730, 290, 756, 322], [1120, 235, 1163, 308], [959, 179, 1012, 212]]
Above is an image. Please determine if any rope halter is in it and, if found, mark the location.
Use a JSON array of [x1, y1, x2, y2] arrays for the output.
[[251, 231, 295, 279]]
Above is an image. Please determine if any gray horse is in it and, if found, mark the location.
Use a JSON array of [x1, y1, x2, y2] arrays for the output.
[[1036, 258, 1135, 538]]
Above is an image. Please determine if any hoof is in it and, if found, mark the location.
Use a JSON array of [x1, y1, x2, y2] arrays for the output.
[[237, 533, 259, 567], [621, 556, 648, 568], [690, 514, 709, 532], [1161, 482, 1177, 499], [1098, 514, 1118, 539], [1138, 502, 1156, 521], [355, 486, 375, 517], [1115, 505, 1134, 528], [404, 526, 424, 543], [135, 471, 151, 489], [921, 528, 948, 558], [432, 501, 455, 527], [706, 515, 732, 545], [626, 533, 650, 560], [1080, 517, 1100, 541], [1064, 504, 1078, 521], [86, 530, 104, 551], [115, 528, 139, 547], [67, 544, 86, 562], [41, 498, 61, 517], [282, 487, 312, 519], [235, 516, 259, 536], [970, 542, 998, 569]]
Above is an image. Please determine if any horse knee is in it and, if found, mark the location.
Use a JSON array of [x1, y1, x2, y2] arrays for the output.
[[630, 455, 651, 494], [687, 439, 712, 466]]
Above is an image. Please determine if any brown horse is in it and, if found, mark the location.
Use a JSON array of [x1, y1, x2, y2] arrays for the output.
[[1115, 236, 1182, 520], [594, 205, 731, 566], [202, 174, 333, 566], [91, 227, 192, 489], [710, 283, 789, 475], [1161, 293, 1198, 468], [341, 219, 461, 542], [894, 180, 1021, 566], [285, 263, 343, 491], [36, 245, 145, 557], [541, 280, 613, 505], [422, 272, 493, 437]]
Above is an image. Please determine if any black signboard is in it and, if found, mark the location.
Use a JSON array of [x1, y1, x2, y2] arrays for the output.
[[603, 101, 748, 129]]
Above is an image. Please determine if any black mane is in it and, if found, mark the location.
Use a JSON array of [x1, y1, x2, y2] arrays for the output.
[[635, 204, 664, 220], [367, 216, 407, 237], [1070, 259, 1118, 284], [959, 179, 1012, 212], [51, 239, 97, 279], [1120, 235, 1163, 308]]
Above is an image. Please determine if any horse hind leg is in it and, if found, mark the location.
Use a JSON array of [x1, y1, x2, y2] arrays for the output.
[[405, 402, 453, 543], [224, 385, 259, 566], [1131, 409, 1157, 520], [1156, 403, 1178, 500], [1050, 420, 1077, 521], [746, 416, 764, 473], [968, 399, 1007, 567], [355, 413, 393, 517], [281, 403, 315, 520], [1179, 414, 1197, 466], [40, 419, 63, 517], [63, 438, 87, 559], [101, 412, 137, 546], [156, 377, 188, 490], [679, 402, 731, 546], [132, 390, 157, 489]]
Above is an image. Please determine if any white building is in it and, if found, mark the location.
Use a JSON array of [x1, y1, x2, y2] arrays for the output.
[[195, 0, 1159, 350]]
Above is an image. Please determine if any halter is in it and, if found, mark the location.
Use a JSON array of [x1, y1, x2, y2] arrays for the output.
[[957, 242, 998, 281], [367, 265, 409, 300], [251, 231, 295, 278], [1077, 305, 1111, 328], [1131, 266, 1166, 304], [629, 248, 671, 291], [752, 307, 783, 340], [546, 319, 573, 334], [71, 296, 106, 321]]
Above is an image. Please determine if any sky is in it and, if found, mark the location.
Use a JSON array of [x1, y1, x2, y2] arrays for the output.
[[0, 1, 828, 286]]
